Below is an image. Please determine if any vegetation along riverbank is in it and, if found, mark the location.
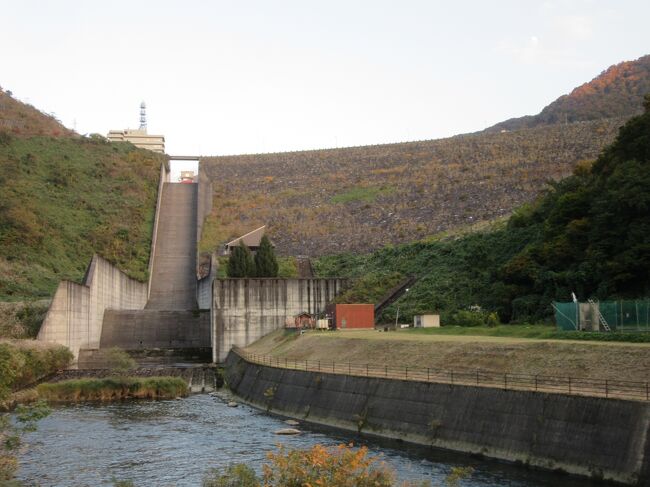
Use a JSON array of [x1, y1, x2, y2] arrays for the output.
[[0, 340, 72, 404], [36, 376, 188, 402]]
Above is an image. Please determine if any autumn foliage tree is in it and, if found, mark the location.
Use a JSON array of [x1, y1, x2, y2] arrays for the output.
[[262, 444, 395, 487]]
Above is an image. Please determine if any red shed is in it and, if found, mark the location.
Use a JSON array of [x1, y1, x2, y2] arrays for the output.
[[327, 304, 374, 329]]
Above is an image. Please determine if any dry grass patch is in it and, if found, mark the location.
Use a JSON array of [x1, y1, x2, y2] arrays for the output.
[[246, 330, 650, 382]]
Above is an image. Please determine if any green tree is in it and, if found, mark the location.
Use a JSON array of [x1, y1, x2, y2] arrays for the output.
[[227, 241, 255, 277], [254, 236, 278, 277], [500, 93, 650, 307]]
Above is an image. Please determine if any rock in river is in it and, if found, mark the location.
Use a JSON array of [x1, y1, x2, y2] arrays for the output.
[[275, 428, 301, 435]]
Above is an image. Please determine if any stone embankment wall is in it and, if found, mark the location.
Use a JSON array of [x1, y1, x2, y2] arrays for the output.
[[226, 351, 650, 486], [213, 278, 346, 362], [37, 255, 148, 358]]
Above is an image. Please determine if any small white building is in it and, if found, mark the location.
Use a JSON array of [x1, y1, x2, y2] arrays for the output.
[[413, 314, 440, 328]]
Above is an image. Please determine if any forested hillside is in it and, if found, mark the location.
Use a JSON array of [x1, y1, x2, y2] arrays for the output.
[[201, 118, 622, 256], [315, 97, 650, 323], [0, 91, 165, 300], [487, 54, 650, 132]]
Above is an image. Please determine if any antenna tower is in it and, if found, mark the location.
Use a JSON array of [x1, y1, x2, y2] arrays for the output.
[[139, 101, 147, 131]]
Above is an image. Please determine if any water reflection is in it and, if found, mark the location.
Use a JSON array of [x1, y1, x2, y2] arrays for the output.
[[19, 393, 607, 486]]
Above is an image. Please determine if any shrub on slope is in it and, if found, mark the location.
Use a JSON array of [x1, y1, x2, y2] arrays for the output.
[[0, 88, 74, 138]]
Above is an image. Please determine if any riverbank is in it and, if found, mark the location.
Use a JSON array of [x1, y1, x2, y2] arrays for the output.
[[36, 376, 188, 402], [246, 330, 650, 383], [225, 349, 650, 486]]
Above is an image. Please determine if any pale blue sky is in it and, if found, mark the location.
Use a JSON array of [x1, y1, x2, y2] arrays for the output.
[[1, 0, 647, 155]]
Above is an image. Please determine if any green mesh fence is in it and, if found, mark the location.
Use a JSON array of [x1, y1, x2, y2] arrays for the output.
[[554, 300, 650, 332], [616, 300, 650, 332], [552, 302, 578, 331]]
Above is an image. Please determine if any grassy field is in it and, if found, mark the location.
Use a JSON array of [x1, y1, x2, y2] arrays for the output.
[[246, 329, 650, 383]]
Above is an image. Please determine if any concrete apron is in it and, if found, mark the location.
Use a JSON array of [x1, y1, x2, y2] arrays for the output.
[[225, 352, 650, 486]]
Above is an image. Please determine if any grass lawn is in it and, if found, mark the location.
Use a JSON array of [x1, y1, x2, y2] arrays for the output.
[[246, 329, 650, 383], [399, 324, 650, 343]]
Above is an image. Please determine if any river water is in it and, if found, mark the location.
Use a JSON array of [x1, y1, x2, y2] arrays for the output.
[[18, 393, 604, 486]]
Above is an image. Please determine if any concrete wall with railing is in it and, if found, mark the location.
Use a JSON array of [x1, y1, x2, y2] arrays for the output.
[[37, 255, 148, 358], [226, 350, 650, 486]]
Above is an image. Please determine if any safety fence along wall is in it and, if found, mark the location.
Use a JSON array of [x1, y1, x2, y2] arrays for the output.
[[37, 255, 148, 358], [236, 348, 650, 402], [226, 349, 650, 486]]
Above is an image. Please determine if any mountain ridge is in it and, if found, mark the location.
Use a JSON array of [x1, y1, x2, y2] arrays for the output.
[[485, 54, 650, 132]]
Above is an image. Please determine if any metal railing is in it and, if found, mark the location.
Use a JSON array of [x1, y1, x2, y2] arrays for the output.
[[233, 347, 649, 402]]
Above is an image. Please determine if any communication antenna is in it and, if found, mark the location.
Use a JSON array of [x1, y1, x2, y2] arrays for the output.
[[139, 101, 147, 131]]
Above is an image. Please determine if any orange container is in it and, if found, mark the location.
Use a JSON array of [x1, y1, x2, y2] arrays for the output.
[[328, 304, 375, 329]]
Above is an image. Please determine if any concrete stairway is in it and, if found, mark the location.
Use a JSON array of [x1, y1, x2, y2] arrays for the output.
[[93, 182, 210, 360], [374, 275, 418, 318], [146, 183, 198, 309]]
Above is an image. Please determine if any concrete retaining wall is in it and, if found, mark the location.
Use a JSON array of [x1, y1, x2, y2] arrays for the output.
[[38, 255, 148, 358], [212, 278, 346, 362], [147, 161, 170, 299], [197, 253, 216, 310], [100, 309, 210, 350], [196, 163, 213, 245], [226, 352, 650, 486]]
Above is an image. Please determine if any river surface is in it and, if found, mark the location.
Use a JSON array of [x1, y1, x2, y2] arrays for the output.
[[18, 393, 605, 486]]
